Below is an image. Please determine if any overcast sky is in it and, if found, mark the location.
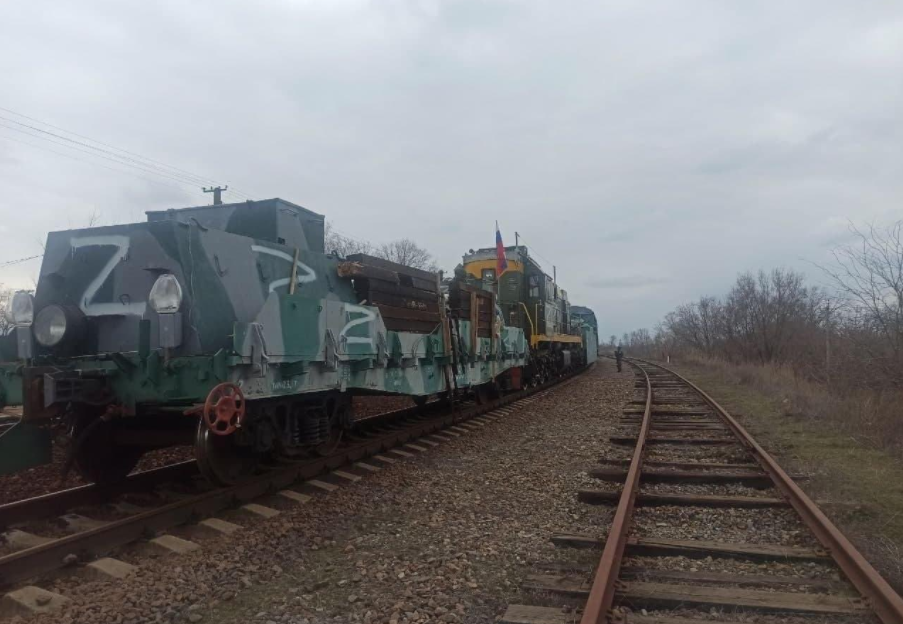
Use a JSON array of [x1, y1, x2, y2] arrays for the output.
[[1, 0, 901, 338]]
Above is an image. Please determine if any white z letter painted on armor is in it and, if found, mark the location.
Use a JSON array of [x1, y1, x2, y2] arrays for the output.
[[251, 245, 317, 292], [71, 235, 147, 317], [340, 304, 376, 346]]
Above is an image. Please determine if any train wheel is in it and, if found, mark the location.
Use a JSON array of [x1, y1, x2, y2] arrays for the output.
[[474, 381, 500, 404], [313, 396, 347, 457], [412, 395, 429, 408], [195, 422, 258, 486], [69, 416, 144, 485]]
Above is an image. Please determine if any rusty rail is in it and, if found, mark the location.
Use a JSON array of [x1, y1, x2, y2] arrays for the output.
[[0, 461, 198, 529], [645, 359, 903, 624], [580, 358, 903, 624], [0, 393, 477, 529], [580, 360, 651, 624]]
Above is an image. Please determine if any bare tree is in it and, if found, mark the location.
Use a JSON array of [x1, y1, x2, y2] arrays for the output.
[[821, 221, 903, 384], [324, 224, 439, 273], [719, 269, 818, 364], [657, 267, 821, 367], [86, 208, 102, 227], [0, 286, 12, 335], [663, 296, 723, 356], [626, 220, 903, 392], [324, 222, 373, 257], [376, 238, 438, 272]]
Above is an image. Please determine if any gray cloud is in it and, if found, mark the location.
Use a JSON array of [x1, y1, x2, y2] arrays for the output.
[[585, 276, 671, 290], [0, 0, 901, 337]]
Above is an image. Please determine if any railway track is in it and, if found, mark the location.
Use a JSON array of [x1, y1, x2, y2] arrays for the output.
[[0, 396, 456, 531], [0, 366, 586, 615], [503, 358, 903, 624]]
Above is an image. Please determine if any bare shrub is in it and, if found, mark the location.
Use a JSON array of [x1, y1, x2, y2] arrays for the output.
[[688, 354, 903, 457]]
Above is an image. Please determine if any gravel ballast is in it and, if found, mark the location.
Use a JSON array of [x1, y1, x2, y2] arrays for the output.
[[16, 360, 630, 624], [0, 397, 418, 508]]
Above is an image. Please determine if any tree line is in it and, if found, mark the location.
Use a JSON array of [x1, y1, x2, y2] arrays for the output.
[[618, 220, 903, 391], [324, 223, 438, 272]]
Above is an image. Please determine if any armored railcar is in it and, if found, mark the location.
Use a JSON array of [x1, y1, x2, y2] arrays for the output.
[[0, 199, 528, 484]]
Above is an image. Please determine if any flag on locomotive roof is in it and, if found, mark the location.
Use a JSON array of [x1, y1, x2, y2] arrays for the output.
[[495, 222, 508, 276]]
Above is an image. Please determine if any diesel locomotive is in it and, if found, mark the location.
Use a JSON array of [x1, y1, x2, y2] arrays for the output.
[[459, 245, 594, 382], [0, 198, 597, 485]]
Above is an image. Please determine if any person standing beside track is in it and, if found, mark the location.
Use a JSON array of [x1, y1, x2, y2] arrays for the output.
[[614, 344, 624, 372]]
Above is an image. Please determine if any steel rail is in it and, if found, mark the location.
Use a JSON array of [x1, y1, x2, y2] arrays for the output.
[[0, 397, 459, 528], [638, 359, 903, 624], [0, 461, 198, 529], [0, 365, 590, 588], [580, 360, 652, 624]]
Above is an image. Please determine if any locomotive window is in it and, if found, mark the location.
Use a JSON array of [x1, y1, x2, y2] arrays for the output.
[[482, 268, 496, 282], [528, 274, 540, 298]]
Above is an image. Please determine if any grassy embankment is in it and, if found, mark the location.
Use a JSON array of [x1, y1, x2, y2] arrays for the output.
[[667, 357, 903, 590]]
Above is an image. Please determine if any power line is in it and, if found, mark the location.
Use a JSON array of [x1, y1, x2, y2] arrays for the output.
[[335, 227, 375, 247], [0, 107, 251, 197], [0, 132, 192, 194], [512, 231, 557, 274], [1, 125, 251, 202], [0, 106, 255, 200], [326, 220, 378, 249], [0, 105, 232, 189], [0, 122, 227, 192], [0, 254, 43, 269], [0, 114, 217, 188], [0, 119, 252, 199]]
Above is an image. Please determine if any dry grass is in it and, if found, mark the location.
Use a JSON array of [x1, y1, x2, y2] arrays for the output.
[[668, 356, 903, 592], [692, 356, 903, 458]]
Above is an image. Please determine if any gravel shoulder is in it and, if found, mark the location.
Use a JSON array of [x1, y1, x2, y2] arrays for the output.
[[23, 361, 630, 624]]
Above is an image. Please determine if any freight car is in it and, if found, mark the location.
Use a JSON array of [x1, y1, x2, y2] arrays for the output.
[[459, 245, 597, 382], [0, 198, 594, 486]]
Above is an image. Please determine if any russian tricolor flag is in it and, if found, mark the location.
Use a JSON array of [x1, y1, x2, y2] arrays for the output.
[[495, 222, 508, 276]]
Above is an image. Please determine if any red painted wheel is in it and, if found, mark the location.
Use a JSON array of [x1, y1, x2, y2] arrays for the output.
[[203, 383, 246, 436]]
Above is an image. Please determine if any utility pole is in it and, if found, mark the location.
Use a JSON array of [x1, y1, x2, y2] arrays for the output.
[[515, 231, 519, 249], [203, 186, 228, 205]]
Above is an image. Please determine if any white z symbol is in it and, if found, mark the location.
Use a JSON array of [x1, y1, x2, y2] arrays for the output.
[[71, 235, 147, 317], [340, 304, 376, 346], [251, 245, 317, 292]]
